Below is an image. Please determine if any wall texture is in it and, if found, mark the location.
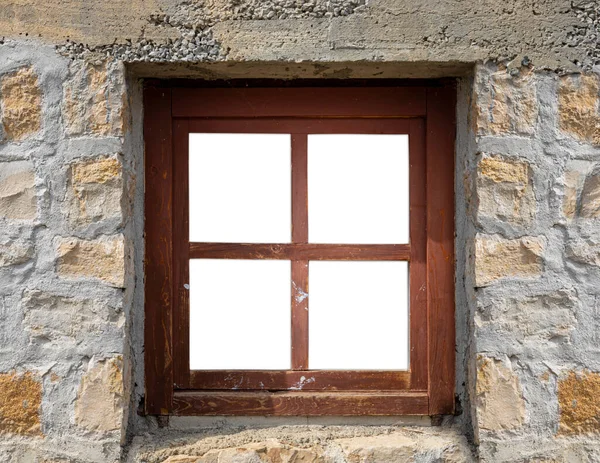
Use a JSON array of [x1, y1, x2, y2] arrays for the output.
[[0, 0, 598, 462]]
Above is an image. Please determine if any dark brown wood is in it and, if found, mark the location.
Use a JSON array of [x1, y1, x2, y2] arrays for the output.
[[172, 391, 429, 416], [189, 243, 411, 260], [426, 85, 456, 415], [291, 134, 309, 370], [187, 370, 412, 391], [291, 261, 309, 370], [188, 118, 412, 135], [144, 86, 174, 415], [172, 119, 191, 389], [291, 134, 308, 244], [408, 118, 428, 390], [173, 88, 427, 118]]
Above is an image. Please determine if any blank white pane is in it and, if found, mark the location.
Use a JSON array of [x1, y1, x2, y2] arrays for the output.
[[189, 133, 291, 243], [308, 134, 409, 244], [189, 259, 291, 370], [309, 261, 408, 370]]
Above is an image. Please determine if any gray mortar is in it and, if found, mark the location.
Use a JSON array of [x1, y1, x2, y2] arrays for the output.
[[55, 0, 366, 63]]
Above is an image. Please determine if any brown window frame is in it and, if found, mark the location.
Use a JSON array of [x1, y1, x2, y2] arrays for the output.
[[143, 81, 456, 417]]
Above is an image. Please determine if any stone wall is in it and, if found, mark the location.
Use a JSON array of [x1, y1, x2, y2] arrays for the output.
[[0, 0, 599, 462]]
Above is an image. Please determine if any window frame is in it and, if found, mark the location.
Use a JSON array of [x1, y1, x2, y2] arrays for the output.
[[143, 81, 456, 417]]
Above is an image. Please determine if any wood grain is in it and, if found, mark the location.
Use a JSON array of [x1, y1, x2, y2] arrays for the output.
[[426, 84, 456, 415], [408, 118, 428, 390], [173, 87, 427, 118], [143, 85, 174, 415], [189, 243, 410, 260], [188, 118, 412, 135], [188, 370, 412, 391], [172, 391, 428, 416], [172, 119, 191, 389]]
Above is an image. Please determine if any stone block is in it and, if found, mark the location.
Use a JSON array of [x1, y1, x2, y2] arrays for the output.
[[477, 155, 535, 225], [68, 156, 122, 226], [476, 355, 525, 432], [0, 372, 42, 436], [558, 370, 600, 434], [0, 240, 34, 267], [0, 160, 36, 220], [0, 66, 42, 141], [56, 235, 125, 287], [565, 238, 600, 267], [22, 290, 123, 346], [74, 356, 123, 432], [474, 235, 544, 286], [475, 68, 537, 136], [476, 289, 577, 342], [63, 61, 124, 137], [558, 74, 600, 145]]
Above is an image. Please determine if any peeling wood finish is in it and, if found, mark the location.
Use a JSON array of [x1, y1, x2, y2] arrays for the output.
[[188, 370, 412, 391], [172, 391, 429, 416], [189, 243, 411, 260]]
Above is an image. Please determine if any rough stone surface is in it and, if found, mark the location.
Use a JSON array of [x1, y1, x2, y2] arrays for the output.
[[559, 74, 600, 146], [68, 156, 122, 226], [74, 356, 124, 432], [56, 235, 125, 287], [476, 155, 535, 225], [63, 61, 125, 137], [0, 66, 42, 141], [129, 428, 474, 463], [0, 240, 34, 267], [475, 355, 525, 432], [0, 160, 37, 220], [475, 290, 577, 344], [475, 68, 537, 136], [558, 371, 600, 435], [474, 235, 544, 287], [22, 290, 124, 348], [0, 372, 42, 436]]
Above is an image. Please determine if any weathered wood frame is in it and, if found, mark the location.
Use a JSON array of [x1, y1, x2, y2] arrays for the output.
[[144, 83, 456, 416]]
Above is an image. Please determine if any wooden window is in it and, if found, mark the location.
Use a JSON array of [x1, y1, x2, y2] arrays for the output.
[[144, 81, 456, 416]]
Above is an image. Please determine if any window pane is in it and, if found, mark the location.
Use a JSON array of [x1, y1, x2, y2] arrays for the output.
[[308, 134, 409, 244], [189, 259, 291, 370], [308, 261, 408, 370], [189, 133, 291, 243]]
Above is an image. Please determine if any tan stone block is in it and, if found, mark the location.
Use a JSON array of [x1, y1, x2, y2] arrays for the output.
[[68, 156, 122, 226], [0, 372, 42, 436], [475, 290, 577, 342], [63, 61, 124, 137], [580, 171, 600, 218], [565, 239, 600, 267], [56, 235, 125, 287], [559, 74, 600, 145], [337, 434, 416, 462], [476, 355, 525, 431], [74, 356, 123, 432], [0, 66, 42, 141], [0, 161, 36, 220], [22, 290, 123, 345], [0, 240, 34, 267], [558, 370, 600, 434], [477, 155, 534, 225], [474, 235, 544, 286], [475, 69, 537, 136]]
